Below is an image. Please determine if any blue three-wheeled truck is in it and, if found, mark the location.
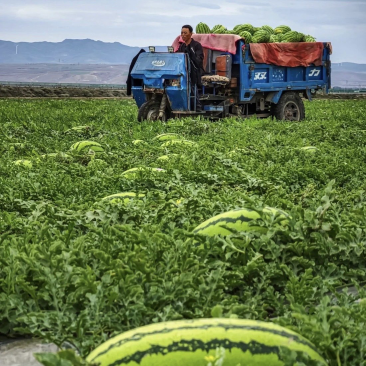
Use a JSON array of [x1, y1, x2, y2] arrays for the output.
[[129, 36, 331, 121]]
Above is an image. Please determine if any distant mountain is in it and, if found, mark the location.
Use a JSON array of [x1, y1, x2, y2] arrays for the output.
[[332, 62, 366, 73], [0, 39, 142, 64], [0, 39, 365, 87], [0, 64, 130, 84], [331, 62, 366, 88]]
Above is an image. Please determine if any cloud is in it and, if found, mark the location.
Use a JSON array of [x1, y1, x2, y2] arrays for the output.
[[186, 2, 221, 10], [13, 6, 71, 21], [224, 0, 271, 6], [0, 0, 365, 62]]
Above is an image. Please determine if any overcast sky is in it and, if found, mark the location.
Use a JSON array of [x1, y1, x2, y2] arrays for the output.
[[0, 0, 365, 63]]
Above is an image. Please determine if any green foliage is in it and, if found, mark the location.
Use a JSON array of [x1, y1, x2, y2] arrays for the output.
[[35, 350, 94, 366], [0, 99, 366, 365]]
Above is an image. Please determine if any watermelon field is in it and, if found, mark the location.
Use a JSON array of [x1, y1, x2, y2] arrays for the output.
[[1, 98, 366, 365]]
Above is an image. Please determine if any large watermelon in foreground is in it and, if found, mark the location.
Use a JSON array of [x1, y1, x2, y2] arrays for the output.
[[193, 207, 289, 236], [86, 318, 326, 366]]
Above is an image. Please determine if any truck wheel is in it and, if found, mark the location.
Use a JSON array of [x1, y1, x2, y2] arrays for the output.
[[273, 92, 305, 121], [137, 101, 169, 122], [137, 101, 152, 122]]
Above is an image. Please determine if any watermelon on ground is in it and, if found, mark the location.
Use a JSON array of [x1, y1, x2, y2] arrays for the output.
[[121, 167, 166, 179], [70, 141, 104, 155], [161, 140, 196, 148], [153, 133, 182, 142], [193, 207, 290, 236], [300, 146, 319, 153], [86, 318, 326, 366], [13, 159, 32, 168], [101, 192, 145, 204]]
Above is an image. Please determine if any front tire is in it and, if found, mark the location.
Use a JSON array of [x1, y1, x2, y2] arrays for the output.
[[137, 100, 169, 122], [273, 92, 305, 121], [137, 101, 153, 122]]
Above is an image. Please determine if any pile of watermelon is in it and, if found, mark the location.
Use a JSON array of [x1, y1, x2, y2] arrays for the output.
[[195, 22, 316, 43]]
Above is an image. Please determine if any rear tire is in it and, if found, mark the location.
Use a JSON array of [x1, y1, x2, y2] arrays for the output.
[[273, 92, 305, 121]]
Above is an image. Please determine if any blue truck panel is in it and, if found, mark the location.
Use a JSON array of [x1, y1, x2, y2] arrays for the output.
[[209, 40, 330, 99], [237, 40, 331, 101]]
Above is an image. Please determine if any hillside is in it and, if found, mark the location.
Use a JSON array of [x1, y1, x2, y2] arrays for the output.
[[0, 64, 130, 84], [0, 38, 365, 87], [332, 62, 366, 88], [1, 63, 365, 88], [0, 39, 141, 64]]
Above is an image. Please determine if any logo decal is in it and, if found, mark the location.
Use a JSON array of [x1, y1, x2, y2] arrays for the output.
[[309, 69, 321, 77], [152, 60, 166, 67], [254, 72, 267, 80]]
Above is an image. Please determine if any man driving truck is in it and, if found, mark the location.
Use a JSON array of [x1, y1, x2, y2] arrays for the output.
[[176, 24, 204, 112]]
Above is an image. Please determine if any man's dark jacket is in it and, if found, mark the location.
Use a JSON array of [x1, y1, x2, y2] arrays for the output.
[[177, 39, 204, 86], [126, 49, 146, 96]]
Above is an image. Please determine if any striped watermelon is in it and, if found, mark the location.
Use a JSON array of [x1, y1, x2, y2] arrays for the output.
[[196, 22, 210, 34], [101, 192, 145, 204], [282, 31, 303, 43], [157, 154, 179, 161], [274, 25, 291, 34], [132, 139, 146, 145], [261, 25, 275, 35], [301, 146, 319, 153], [193, 207, 289, 236], [211, 25, 227, 34], [305, 35, 316, 42], [65, 125, 91, 134], [214, 27, 227, 34], [70, 141, 104, 155], [153, 133, 182, 142], [297, 32, 306, 42], [121, 167, 166, 179], [234, 24, 255, 35], [161, 139, 196, 147], [86, 318, 326, 366], [275, 33, 284, 42], [252, 30, 271, 43], [239, 31, 252, 43], [269, 35, 277, 43], [40, 152, 71, 161], [13, 159, 32, 168]]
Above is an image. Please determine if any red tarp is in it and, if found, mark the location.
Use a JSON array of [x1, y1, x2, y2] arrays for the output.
[[250, 42, 325, 67], [172, 34, 241, 55]]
